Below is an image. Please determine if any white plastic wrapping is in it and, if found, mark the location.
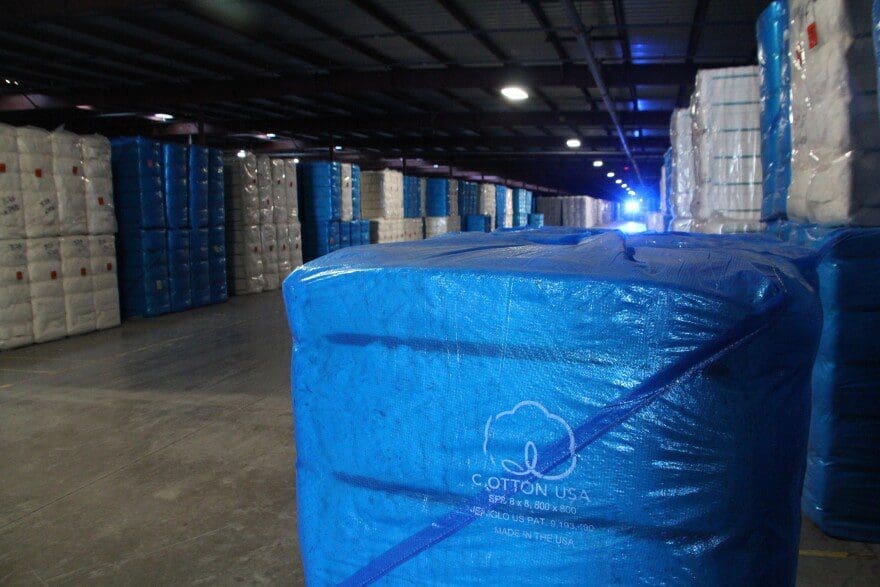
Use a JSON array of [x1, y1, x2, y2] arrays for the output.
[[17, 127, 61, 238], [478, 183, 496, 228], [284, 159, 298, 221], [81, 134, 116, 235], [504, 188, 513, 228], [535, 196, 563, 225], [691, 67, 763, 230], [562, 196, 597, 227], [670, 108, 696, 226], [0, 239, 33, 349], [447, 179, 459, 217], [89, 234, 120, 330], [0, 122, 25, 241], [360, 170, 403, 219], [289, 221, 303, 269], [260, 223, 279, 290], [425, 216, 450, 238], [646, 212, 666, 232], [341, 163, 354, 221], [26, 237, 66, 343], [225, 153, 261, 226], [788, 0, 880, 225], [276, 222, 292, 279], [420, 177, 427, 217], [403, 218, 424, 241], [51, 130, 87, 236], [370, 218, 405, 243], [256, 155, 274, 225], [270, 158, 288, 223], [225, 153, 266, 295], [60, 235, 96, 335]]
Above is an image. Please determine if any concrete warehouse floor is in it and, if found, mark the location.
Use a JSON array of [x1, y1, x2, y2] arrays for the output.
[[0, 293, 878, 585]]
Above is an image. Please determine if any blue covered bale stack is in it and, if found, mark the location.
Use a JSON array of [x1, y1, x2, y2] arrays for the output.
[[463, 213, 490, 232], [189, 227, 210, 307], [769, 223, 880, 542], [162, 144, 188, 230], [350, 164, 361, 221], [207, 149, 227, 303], [284, 229, 822, 584], [457, 180, 478, 223], [528, 212, 544, 227], [425, 178, 449, 217], [513, 188, 533, 227], [188, 146, 209, 229], [110, 137, 169, 318], [297, 162, 341, 261], [757, 0, 791, 221], [166, 229, 191, 312], [495, 185, 507, 229], [403, 175, 421, 219]]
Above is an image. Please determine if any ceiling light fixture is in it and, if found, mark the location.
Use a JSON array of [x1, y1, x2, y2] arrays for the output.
[[566, 138, 581, 149], [621, 183, 628, 188], [236, 150, 247, 158], [615, 178, 622, 184], [593, 160, 603, 168], [433, 164, 439, 168], [334, 145, 342, 151], [293, 158, 300, 164], [153, 113, 174, 121], [265, 133, 276, 139], [606, 171, 615, 178], [500, 86, 529, 101]]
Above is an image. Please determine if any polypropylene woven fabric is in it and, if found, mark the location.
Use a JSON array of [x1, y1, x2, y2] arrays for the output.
[[284, 228, 822, 585]]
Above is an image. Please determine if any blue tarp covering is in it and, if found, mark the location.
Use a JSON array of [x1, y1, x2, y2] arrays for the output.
[[349, 221, 362, 246], [495, 185, 507, 229], [209, 225, 228, 303], [298, 162, 341, 261], [426, 178, 449, 217], [117, 228, 170, 318], [403, 175, 421, 219], [208, 148, 225, 227], [189, 227, 210, 308], [768, 222, 880, 542], [527, 213, 544, 227], [284, 228, 822, 585], [351, 165, 361, 221], [458, 181, 478, 217], [166, 229, 192, 312], [329, 220, 340, 252], [162, 144, 189, 230], [757, 0, 791, 221], [188, 145, 209, 228], [339, 221, 351, 248], [463, 214, 490, 232], [513, 188, 532, 227], [359, 220, 370, 245], [110, 137, 166, 231]]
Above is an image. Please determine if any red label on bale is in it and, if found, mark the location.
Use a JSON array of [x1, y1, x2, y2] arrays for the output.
[[72, 166, 79, 175], [16, 271, 22, 280], [35, 169, 42, 178], [106, 262, 113, 271], [807, 22, 818, 48], [98, 197, 105, 205], [50, 270, 57, 279], [0, 163, 6, 173], [80, 267, 87, 276]]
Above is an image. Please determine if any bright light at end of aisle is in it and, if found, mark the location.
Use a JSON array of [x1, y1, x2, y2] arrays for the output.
[[624, 199, 641, 214], [593, 160, 603, 167], [566, 138, 581, 148], [236, 150, 247, 158], [500, 86, 529, 101], [153, 113, 174, 121]]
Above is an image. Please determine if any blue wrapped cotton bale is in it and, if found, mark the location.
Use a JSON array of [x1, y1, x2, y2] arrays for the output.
[[425, 178, 449, 217], [513, 188, 532, 227], [208, 148, 225, 227], [495, 185, 507, 228], [208, 225, 227, 303], [117, 228, 169, 317], [350, 164, 361, 221], [528, 212, 544, 227], [166, 229, 192, 312], [339, 221, 351, 248], [771, 224, 880, 542], [328, 220, 340, 252], [458, 181, 478, 216], [298, 162, 340, 261], [110, 137, 165, 231], [359, 219, 370, 244], [463, 213, 490, 232], [162, 143, 189, 229], [189, 227, 210, 307], [188, 145, 209, 228], [403, 175, 421, 218], [349, 221, 361, 246], [757, 0, 791, 221], [284, 229, 821, 585]]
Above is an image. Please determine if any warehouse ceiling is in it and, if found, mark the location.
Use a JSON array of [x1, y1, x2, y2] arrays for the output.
[[0, 0, 764, 198]]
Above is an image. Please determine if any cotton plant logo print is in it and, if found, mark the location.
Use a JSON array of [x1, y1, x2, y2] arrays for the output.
[[483, 401, 577, 481]]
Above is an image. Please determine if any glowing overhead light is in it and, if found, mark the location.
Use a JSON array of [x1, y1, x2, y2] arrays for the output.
[[236, 150, 247, 158], [592, 160, 603, 168], [433, 164, 439, 168], [565, 138, 581, 148], [265, 133, 276, 139], [334, 145, 343, 151], [621, 183, 628, 188], [628, 190, 637, 196], [3, 79, 10, 84], [153, 113, 174, 121], [75, 104, 94, 110], [624, 199, 641, 214], [615, 178, 622, 184], [293, 158, 300, 164], [500, 86, 529, 101], [606, 171, 615, 178]]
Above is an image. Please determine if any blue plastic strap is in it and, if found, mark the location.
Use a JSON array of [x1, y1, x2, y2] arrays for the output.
[[339, 289, 788, 586]]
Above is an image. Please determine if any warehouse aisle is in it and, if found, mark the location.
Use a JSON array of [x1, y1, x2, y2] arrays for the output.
[[0, 293, 301, 584], [0, 293, 876, 585]]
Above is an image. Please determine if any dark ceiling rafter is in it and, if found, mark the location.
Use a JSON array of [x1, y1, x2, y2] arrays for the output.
[[678, 0, 712, 106]]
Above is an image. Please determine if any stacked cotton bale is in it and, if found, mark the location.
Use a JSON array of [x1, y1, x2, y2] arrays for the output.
[[690, 66, 763, 233], [669, 109, 697, 231], [512, 188, 532, 227], [224, 153, 264, 295], [478, 183, 496, 229], [424, 178, 452, 238], [535, 196, 563, 226], [361, 169, 405, 243], [0, 124, 119, 350]]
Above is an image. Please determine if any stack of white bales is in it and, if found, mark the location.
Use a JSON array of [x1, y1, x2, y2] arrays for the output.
[[669, 109, 697, 231], [361, 169, 405, 243], [0, 124, 119, 350], [503, 187, 513, 228], [447, 178, 460, 231], [788, 0, 880, 225], [535, 196, 563, 225], [563, 196, 598, 227], [224, 153, 301, 295], [690, 66, 763, 233], [478, 183, 496, 229]]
